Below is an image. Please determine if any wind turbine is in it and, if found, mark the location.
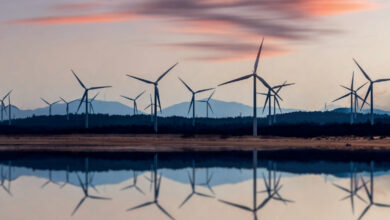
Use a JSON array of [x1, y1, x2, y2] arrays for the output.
[[72, 158, 111, 216], [179, 78, 214, 126], [357, 161, 390, 220], [198, 91, 215, 118], [0, 90, 11, 122], [218, 151, 280, 220], [127, 63, 178, 133], [332, 162, 366, 214], [354, 59, 390, 125], [179, 160, 214, 208], [41, 98, 60, 116], [121, 91, 145, 116], [218, 39, 279, 136], [71, 70, 111, 129], [127, 153, 175, 220], [340, 82, 367, 120], [88, 92, 100, 114], [144, 94, 155, 122], [121, 170, 145, 195], [260, 82, 294, 125], [60, 97, 78, 120]]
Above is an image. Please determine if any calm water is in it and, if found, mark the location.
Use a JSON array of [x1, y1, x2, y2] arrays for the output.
[[0, 151, 390, 220]]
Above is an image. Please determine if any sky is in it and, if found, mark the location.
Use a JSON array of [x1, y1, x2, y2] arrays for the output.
[[1, 0, 390, 111]]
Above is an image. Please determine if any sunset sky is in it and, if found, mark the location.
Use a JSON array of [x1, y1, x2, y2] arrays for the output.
[[1, 0, 390, 111]]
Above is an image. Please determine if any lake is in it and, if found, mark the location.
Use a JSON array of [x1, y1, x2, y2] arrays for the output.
[[0, 151, 389, 220]]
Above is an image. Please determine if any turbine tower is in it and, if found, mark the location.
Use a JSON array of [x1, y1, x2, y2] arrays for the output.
[[60, 97, 78, 120], [0, 90, 12, 122], [179, 77, 214, 126], [71, 70, 111, 129], [41, 98, 60, 116], [354, 59, 390, 125], [218, 39, 279, 136], [198, 90, 215, 118], [121, 91, 145, 116], [127, 63, 178, 133]]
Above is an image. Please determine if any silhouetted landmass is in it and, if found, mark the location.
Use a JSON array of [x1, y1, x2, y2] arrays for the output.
[[1, 111, 390, 137]]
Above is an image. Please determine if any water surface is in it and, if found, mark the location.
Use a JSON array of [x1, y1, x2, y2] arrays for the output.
[[0, 151, 389, 220]]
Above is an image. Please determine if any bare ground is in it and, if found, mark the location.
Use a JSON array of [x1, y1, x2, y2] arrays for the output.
[[0, 134, 390, 153]]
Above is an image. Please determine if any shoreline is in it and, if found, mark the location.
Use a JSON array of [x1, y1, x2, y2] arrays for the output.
[[0, 134, 389, 152]]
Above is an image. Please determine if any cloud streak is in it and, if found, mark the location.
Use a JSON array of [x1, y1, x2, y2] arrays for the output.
[[6, 11, 138, 25]]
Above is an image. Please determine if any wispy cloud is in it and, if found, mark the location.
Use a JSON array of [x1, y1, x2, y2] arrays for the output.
[[6, 11, 138, 25], [3, 0, 381, 62]]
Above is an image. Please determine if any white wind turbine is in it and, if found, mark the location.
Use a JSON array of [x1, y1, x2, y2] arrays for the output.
[[60, 97, 78, 120], [127, 63, 178, 133], [354, 59, 390, 125], [41, 98, 60, 116], [71, 70, 111, 129], [121, 91, 145, 116], [218, 39, 279, 136], [0, 90, 12, 122], [198, 90, 215, 118], [87, 92, 100, 114], [179, 77, 214, 126]]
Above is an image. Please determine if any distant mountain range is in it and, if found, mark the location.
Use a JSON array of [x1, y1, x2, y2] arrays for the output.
[[4, 99, 390, 119]]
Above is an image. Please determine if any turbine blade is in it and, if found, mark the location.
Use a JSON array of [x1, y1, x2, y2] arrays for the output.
[[179, 193, 194, 208], [340, 85, 352, 92], [156, 88, 162, 112], [89, 195, 111, 200], [121, 95, 134, 101], [89, 86, 111, 90], [357, 205, 371, 220], [374, 203, 390, 207], [59, 97, 67, 103], [41, 98, 50, 105], [254, 38, 264, 73], [208, 102, 214, 113], [196, 88, 214, 94], [126, 201, 154, 211], [76, 92, 87, 113], [3, 90, 12, 100], [218, 74, 252, 86], [178, 77, 194, 93], [360, 85, 371, 110], [256, 76, 282, 100], [90, 92, 99, 102], [157, 63, 178, 83], [188, 98, 194, 115], [332, 183, 350, 193], [356, 82, 368, 92], [156, 203, 175, 220], [208, 90, 215, 101], [332, 93, 350, 102], [275, 97, 282, 113], [262, 94, 270, 114], [127, 75, 154, 84], [71, 70, 86, 89], [353, 59, 372, 82], [218, 199, 252, 212], [374, 78, 390, 83], [144, 104, 151, 110], [135, 90, 145, 100], [71, 197, 87, 216]]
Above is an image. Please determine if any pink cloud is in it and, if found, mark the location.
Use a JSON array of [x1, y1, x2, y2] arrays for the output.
[[6, 11, 138, 25]]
